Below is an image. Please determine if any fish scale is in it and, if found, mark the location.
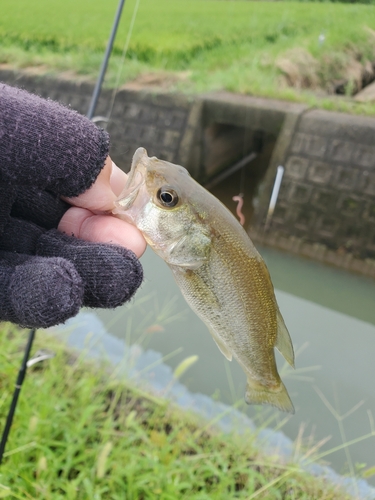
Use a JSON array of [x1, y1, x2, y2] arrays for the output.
[[114, 147, 295, 413]]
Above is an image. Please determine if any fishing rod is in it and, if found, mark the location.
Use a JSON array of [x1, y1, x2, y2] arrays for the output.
[[87, 0, 127, 120], [0, 330, 55, 464], [0, 0, 128, 467], [0, 328, 36, 465]]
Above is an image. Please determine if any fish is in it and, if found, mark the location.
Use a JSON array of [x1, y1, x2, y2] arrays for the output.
[[114, 148, 295, 413]]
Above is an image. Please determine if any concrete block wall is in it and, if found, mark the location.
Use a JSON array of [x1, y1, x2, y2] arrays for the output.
[[2, 69, 375, 276], [253, 108, 375, 274], [0, 70, 199, 174]]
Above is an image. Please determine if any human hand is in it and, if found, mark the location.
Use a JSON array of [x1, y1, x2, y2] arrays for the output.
[[0, 158, 146, 329], [59, 157, 146, 258], [0, 84, 146, 329]]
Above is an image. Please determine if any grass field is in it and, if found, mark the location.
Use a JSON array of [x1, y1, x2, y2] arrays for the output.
[[0, 324, 351, 499], [1, 0, 375, 114]]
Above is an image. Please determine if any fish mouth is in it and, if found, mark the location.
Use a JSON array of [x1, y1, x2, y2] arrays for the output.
[[113, 148, 147, 219], [115, 170, 144, 211]]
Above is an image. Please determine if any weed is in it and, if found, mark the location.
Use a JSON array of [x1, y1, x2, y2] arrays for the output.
[[1, 0, 375, 113], [0, 324, 352, 499]]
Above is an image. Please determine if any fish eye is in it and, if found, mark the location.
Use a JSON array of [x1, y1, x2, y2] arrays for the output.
[[157, 186, 179, 208]]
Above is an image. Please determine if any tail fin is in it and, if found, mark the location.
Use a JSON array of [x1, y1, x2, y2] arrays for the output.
[[245, 380, 295, 414]]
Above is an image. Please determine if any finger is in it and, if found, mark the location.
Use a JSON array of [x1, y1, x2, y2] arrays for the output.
[[37, 229, 143, 309], [0, 217, 44, 254], [58, 207, 147, 258], [0, 186, 17, 234], [110, 160, 128, 196], [0, 251, 83, 328], [12, 187, 69, 229], [63, 156, 116, 212]]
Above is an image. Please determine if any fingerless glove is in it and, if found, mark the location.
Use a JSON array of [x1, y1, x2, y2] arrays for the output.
[[0, 83, 143, 328]]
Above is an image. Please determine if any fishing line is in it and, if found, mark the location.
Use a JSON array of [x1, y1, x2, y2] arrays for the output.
[[106, 0, 142, 126]]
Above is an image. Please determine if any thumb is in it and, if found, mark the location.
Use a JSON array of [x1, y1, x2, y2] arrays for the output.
[[63, 157, 122, 213]]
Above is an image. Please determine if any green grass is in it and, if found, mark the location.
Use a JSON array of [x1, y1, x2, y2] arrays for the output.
[[1, 0, 375, 114], [0, 323, 350, 499]]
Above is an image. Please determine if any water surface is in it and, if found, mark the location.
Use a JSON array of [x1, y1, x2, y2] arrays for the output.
[[96, 245, 375, 485]]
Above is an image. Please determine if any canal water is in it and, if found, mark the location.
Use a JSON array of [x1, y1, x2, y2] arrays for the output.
[[93, 165, 375, 485], [96, 243, 375, 485]]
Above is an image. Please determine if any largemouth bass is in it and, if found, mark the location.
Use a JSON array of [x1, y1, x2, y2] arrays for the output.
[[114, 148, 295, 413]]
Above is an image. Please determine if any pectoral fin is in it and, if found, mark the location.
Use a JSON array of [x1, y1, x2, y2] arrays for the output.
[[208, 327, 232, 361], [167, 233, 211, 270], [275, 310, 295, 368]]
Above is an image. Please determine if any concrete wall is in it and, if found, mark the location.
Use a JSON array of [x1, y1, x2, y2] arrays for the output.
[[2, 70, 375, 276], [199, 92, 305, 181], [0, 70, 200, 176], [253, 108, 375, 277]]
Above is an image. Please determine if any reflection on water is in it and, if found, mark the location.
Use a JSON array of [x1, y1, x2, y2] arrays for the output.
[[96, 245, 375, 485]]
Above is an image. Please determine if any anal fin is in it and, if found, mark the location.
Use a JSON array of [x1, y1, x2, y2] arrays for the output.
[[275, 310, 295, 368], [209, 327, 232, 361]]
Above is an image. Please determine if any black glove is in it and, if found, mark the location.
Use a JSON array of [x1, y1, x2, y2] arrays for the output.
[[0, 186, 143, 328], [0, 84, 143, 328]]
